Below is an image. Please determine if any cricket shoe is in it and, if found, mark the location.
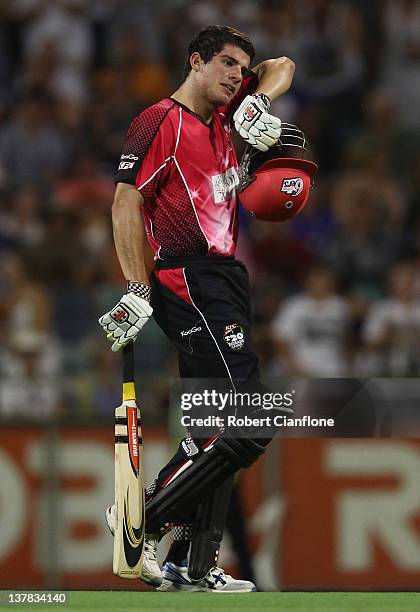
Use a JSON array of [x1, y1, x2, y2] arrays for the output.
[[157, 560, 256, 592], [105, 504, 162, 586]]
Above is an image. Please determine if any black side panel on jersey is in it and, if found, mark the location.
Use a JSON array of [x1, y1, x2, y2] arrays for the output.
[[115, 102, 173, 185]]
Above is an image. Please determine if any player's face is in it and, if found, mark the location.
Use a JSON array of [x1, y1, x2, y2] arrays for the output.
[[200, 44, 251, 106]]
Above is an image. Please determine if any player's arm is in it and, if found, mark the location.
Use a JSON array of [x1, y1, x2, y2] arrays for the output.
[[99, 183, 153, 352], [112, 182, 153, 283], [252, 56, 295, 103], [99, 103, 174, 351], [112, 183, 146, 577], [233, 56, 295, 152]]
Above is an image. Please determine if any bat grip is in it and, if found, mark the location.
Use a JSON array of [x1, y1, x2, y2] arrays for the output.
[[122, 342, 135, 389]]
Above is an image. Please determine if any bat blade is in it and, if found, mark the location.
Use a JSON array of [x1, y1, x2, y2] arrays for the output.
[[113, 345, 145, 578]]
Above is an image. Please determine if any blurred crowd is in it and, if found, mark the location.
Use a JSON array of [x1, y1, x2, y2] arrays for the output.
[[1, 0, 420, 421]]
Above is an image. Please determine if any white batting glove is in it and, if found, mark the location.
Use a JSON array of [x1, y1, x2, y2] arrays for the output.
[[98, 293, 153, 352], [233, 94, 282, 152]]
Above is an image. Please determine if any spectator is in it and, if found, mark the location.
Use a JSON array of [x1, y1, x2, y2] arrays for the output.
[[400, 152, 420, 258], [272, 266, 351, 376], [292, 0, 365, 100], [333, 151, 406, 228], [0, 93, 68, 188], [324, 169, 403, 296], [362, 261, 420, 376], [342, 88, 420, 180], [291, 0, 365, 172], [0, 186, 45, 250], [251, 221, 316, 289], [104, 0, 165, 63], [289, 176, 337, 258], [16, 0, 93, 103], [108, 28, 171, 106], [380, 0, 420, 129], [0, 252, 61, 418], [0, 328, 62, 419], [0, 253, 54, 344]]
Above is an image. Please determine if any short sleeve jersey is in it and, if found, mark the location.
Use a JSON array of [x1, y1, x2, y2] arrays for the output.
[[115, 76, 257, 260]]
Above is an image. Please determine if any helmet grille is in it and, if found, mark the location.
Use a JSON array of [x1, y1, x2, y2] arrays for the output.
[[238, 123, 313, 191]]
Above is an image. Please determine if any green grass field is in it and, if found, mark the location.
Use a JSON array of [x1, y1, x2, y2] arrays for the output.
[[1, 591, 420, 612]]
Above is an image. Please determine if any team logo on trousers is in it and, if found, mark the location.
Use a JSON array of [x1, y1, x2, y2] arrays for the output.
[[223, 323, 245, 351], [182, 437, 199, 457]]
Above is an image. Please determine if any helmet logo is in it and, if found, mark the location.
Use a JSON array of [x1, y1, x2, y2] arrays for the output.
[[280, 177, 304, 196]]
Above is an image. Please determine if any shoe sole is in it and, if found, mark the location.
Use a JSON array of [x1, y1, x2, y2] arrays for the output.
[[158, 579, 256, 593]]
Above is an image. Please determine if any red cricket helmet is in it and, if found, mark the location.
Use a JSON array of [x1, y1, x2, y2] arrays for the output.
[[238, 123, 318, 222]]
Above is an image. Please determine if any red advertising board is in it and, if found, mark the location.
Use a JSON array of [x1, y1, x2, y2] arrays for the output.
[[0, 428, 46, 587], [281, 439, 420, 589], [1, 431, 419, 590], [0, 427, 168, 590]]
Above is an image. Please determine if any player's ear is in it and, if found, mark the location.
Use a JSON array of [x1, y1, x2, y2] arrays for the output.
[[190, 52, 203, 72]]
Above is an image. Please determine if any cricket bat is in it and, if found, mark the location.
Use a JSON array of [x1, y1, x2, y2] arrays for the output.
[[113, 342, 145, 578]]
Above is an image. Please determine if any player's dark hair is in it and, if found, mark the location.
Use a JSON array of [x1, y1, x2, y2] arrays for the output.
[[183, 25, 255, 79]]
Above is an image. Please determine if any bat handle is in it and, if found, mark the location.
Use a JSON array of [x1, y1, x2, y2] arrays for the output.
[[122, 342, 136, 401]]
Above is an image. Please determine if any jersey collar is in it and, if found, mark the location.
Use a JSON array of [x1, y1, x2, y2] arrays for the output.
[[169, 98, 213, 129]]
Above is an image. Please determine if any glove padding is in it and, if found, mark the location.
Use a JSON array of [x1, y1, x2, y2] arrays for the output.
[[98, 293, 153, 352], [233, 94, 282, 152]]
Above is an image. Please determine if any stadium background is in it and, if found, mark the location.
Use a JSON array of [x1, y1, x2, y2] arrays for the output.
[[0, 0, 419, 592]]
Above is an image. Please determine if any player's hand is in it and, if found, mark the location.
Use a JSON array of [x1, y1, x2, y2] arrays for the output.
[[233, 94, 282, 152], [98, 293, 153, 352]]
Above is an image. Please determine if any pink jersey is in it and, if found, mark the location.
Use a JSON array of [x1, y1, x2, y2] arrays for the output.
[[115, 77, 256, 259]]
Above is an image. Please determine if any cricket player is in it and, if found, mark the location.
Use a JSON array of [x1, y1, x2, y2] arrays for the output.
[[100, 25, 295, 592]]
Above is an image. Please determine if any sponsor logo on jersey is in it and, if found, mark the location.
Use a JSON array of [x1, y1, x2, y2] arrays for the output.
[[119, 161, 135, 170], [281, 177, 304, 196], [212, 167, 239, 204], [223, 323, 245, 351], [121, 153, 139, 160], [180, 326, 202, 337]]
